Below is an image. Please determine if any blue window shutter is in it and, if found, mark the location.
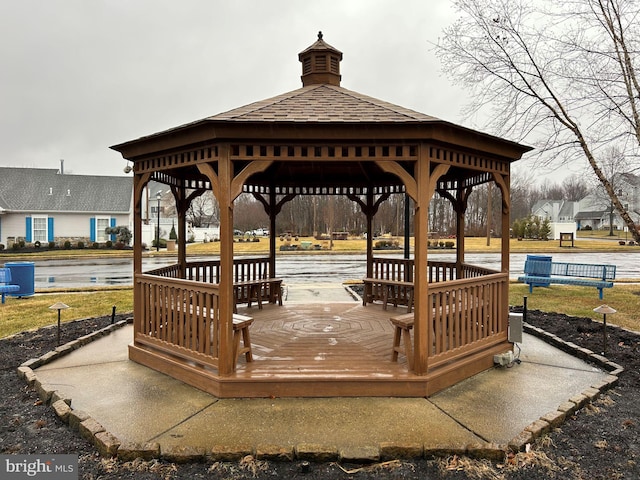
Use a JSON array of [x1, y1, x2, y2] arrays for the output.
[[26, 217, 32, 242], [110, 217, 116, 241], [90, 217, 96, 242], [47, 217, 54, 242]]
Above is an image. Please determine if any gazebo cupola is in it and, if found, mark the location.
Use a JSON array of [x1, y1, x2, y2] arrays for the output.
[[298, 31, 343, 86]]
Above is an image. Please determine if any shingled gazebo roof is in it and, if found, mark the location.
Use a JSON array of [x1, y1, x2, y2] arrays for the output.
[[112, 31, 531, 197]]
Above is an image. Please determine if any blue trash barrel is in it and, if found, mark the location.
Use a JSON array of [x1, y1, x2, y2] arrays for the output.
[[525, 254, 552, 286], [4, 261, 35, 297]]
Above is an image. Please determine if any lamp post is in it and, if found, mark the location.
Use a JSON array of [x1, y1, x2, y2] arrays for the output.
[[593, 304, 616, 356], [49, 302, 70, 345], [156, 191, 162, 251]]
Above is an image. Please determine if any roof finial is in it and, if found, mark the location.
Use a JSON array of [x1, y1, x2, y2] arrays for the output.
[[318, 31, 323, 40]]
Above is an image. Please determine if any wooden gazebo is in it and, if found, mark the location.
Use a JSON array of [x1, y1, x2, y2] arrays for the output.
[[111, 33, 531, 398]]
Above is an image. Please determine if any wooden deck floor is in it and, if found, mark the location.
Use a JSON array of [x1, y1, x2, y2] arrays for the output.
[[130, 295, 508, 398], [238, 301, 411, 375], [218, 300, 433, 397]]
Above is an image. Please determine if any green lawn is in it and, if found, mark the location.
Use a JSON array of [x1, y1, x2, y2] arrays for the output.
[[0, 288, 133, 338], [2, 283, 637, 340], [2, 234, 638, 339], [509, 283, 639, 332]]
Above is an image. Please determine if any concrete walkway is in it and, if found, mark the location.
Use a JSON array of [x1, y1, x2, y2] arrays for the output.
[[28, 289, 619, 462]]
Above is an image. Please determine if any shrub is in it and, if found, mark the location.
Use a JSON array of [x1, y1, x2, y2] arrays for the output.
[[115, 241, 125, 249], [374, 239, 400, 249], [105, 240, 113, 248], [169, 224, 177, 240], [92, 242, 100, 249], [104, 226, 132, 245], [445, 241, 455, 249], [18, 239, 25, 248], [0, 244, 4, 251], [12, 243, 20, 251], [48, 241, 56, 249], [63, 240, 72, 250], [77, 241, 85, 249], [34, 241, 41, 249]]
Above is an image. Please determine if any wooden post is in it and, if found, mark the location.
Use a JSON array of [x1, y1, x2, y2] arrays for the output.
[[133, 172, 150, 337], [499, 175, 511, 332], [215, 146, 235, 375], [412, 145, 431, 375], [175, 184, 188, 278], [366, 190, 374, 279], [195, 153, 260, 374], [486, 183, 492, 247], [269, 190, 277, 278]]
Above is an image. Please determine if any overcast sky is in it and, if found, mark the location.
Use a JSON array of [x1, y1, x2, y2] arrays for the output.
[[0, 1, 487, 178]]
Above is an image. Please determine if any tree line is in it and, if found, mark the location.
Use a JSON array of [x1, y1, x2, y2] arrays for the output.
[[186, 173, 588, 238]]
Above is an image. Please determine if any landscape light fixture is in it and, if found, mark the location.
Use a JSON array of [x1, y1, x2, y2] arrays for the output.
[[49, 302, 70, 345], [593, 304, 616, 356], [156, 191, 162, 251]]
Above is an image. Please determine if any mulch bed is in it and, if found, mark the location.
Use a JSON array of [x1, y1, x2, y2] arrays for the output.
[[0, 310, 638, 479]]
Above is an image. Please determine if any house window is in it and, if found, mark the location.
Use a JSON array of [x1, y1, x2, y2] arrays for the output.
[[96, 217, 110, 242], [33, 216, 48, 242]]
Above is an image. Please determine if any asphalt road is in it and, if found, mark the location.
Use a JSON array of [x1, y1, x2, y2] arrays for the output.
[[21, 251, 640, 289]]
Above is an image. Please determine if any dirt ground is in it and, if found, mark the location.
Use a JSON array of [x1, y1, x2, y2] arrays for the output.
[[1, 310, 638, 480]]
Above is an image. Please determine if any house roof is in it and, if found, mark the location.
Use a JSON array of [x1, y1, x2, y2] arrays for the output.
[[574, 210, 607, 220], [0, 167, 132, 213], [619, 172, 640, 187]]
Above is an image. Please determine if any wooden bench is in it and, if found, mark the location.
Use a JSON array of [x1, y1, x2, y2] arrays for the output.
[[233, 278, 283, 312], [0, 268, 20, 304], [517, 260, 616, 300], [232, 313, 254, 364], [362, 278, 414, 313], [389, 313, 414, 369]]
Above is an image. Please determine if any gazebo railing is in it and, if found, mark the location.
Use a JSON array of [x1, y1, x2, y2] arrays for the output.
[[146, 257, 272, 284], [138, 256, 506, 377], [427, 271, 508, 367], [371, 257, 414, 282], [367, 257, 497, 307], [134, 273, 221, 369], [135, 257, 274, 370]]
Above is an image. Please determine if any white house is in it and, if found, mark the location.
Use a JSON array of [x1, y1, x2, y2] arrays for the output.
[[531, 199, 578, 239], [575, 172, 640, 230], [528, 173, 640, 235], [0, 167, 132, 247]]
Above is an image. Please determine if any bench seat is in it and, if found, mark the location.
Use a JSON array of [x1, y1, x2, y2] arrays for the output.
[[0, 268, 20, 304], [362, 277, 414, 313], [517, 260, 616, 299], [233, 278, 283, 312]]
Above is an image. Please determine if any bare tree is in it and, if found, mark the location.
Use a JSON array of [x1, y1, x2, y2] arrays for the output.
[[186, 191, 219, 228], [586, 147, 630, 234], [436, 0, 640, 241], [562, 175, 589, 202], [234, 193, 268, 233]]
